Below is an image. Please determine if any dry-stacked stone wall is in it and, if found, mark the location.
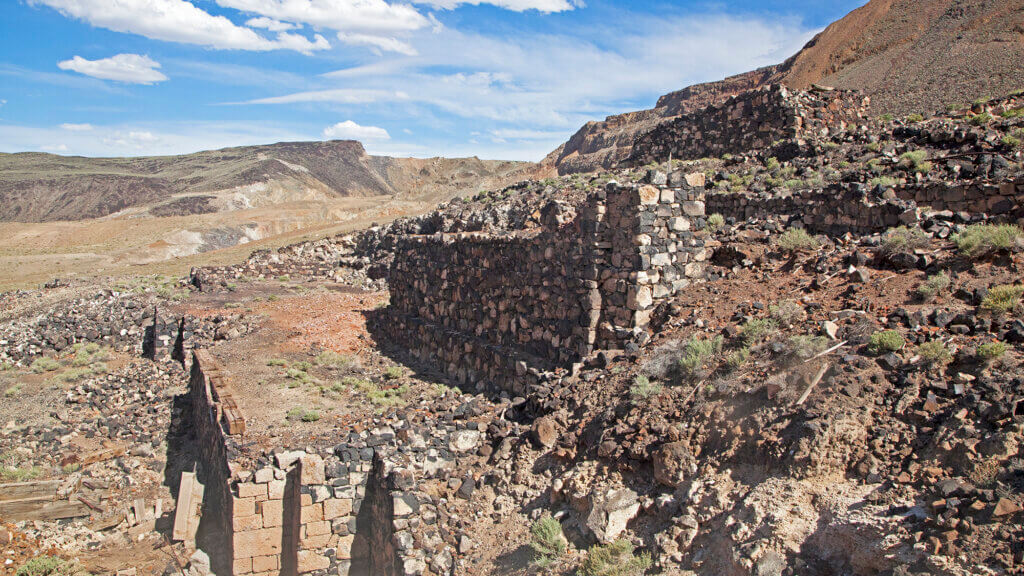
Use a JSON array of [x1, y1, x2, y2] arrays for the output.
[[630, 85, 868, 165], [896, 177, 1024, 217], [705, 185, 918, 235], [384, 180, 710, 394]]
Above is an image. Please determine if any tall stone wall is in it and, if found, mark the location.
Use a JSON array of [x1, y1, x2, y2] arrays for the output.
[[630, 85, 868, 166], [384, 180, 710, 393]]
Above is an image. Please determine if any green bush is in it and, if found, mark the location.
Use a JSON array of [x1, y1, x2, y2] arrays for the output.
[[776, 228, 819, 253], [866, 141, 882, 153], [266, 358, 289, 367], [30, 356, 60, 373], [706, 213, 725, 231], [677, 336, 724, 379], [529, 515, 567, 568], [783, 335, 829, 363], [315, 350, 353, 370], [953, 224, 1023, 257], [346, 377, 409, 407], [977, 341, 1007, 363], [969, 112, 992, 126], [879, 226, 930, 258], [285, 406, 319, 422], [16, 556, 86, 576], [869, 176, 898, 188], [629, 375, 662, 404], [917, 272, 950, 302], [878, 114, 894, 123], [301, 410, 320, 422], [899, 150, 931, 174], [724, 347, 750, 372], [916, 341, 952, 366], [981, 285, 1024, 314], [579, 540, 652, 576], [4, 384, 22, 397], [741, 318, 777, 346], [770, 300, 806, 325], [867, 330, 905, 355], [764, 157, 780, 172], [906, 113, 924, 123], [383, 366, 404, 380]]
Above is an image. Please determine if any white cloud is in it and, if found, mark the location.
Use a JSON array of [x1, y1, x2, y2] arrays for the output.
[[244, 88, 405, 104], [491, 128, 566, 139], [322, 120, 390, 140], [215, 0, 427, 33], [58, 54, 168, 84], [337, 33, 418, 56], [245, 16, 296, 31], [41, 143, 69, 152], [129, 131, 158, 141], [417, 0, 581, 12], [60, 123, 94, 131], [31, 0, 330, 53]]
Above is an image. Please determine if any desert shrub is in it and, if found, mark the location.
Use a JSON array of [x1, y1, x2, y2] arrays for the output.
[[899, 150, 931, 174], [917, 271, 950, 302], [724, 347, 750, 372], [30, 356, 60, 373], [579, 540, 652, 576], [677, 336, 724, 379], [866, 141, 882, 153], [969, 112, 992, 126], [878, 114, 894, 123], [292, 361, 312, 371], [867, 330, 905, 355], [879, 226, 930, 259], [916, 341, 952, 366], [741, 318, 777, 346], [770, 299, 806, 326], [776, 228, 819, 253], [977, 341, 1007, 363], [782, 335, 829, 363], [266, 358, 289, 367], [286, 368, 314, 384], [15, 556, 86, 576], [783, 178, 804, 189], [629, 375, 662, 404], [4, 384, 22, 397], [954, 224, 1023, 257], [981, 285, 1024, 314], [764, 156, 780, 171], [869, 176, 898, 188], [1003, 135, 1022, 149], [315, 350, 353, 370], [383, 366, 404, 380], [1, 451, 43, 482], [906, 113, 924, 123], [286, 406, 319, 422], [529, 515, 567, 568], [301, 410, 320, 422], [706, 213, 725, 231], [346, 377, 408, 407]]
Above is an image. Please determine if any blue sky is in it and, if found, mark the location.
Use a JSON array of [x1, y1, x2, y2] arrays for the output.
[[0, 0, 866, 160]]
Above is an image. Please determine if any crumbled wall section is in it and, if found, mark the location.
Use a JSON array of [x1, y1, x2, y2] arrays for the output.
[[384, 182, 709, 393], [630, 84, 868, 165]]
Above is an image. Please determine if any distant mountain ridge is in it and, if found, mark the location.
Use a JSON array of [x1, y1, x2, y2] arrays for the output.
[[547, 0, 1024, 174], [0, 140, 532, 222]]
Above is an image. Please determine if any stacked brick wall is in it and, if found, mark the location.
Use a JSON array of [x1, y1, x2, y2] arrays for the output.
[[630, 85, 868, 166], [384, 180, 710, 393]]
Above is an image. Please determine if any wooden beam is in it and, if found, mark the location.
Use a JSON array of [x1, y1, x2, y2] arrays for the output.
[[0, 498, 91, 522], [0, 480, 59, 502]]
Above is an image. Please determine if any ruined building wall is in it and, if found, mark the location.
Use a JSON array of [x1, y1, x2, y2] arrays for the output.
[[384, 182, 710, 393], [630, 85, 868, 165]]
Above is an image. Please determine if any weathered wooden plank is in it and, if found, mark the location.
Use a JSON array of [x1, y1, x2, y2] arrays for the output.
[[172, 472, 196, 542], [0, 480, 59, 502], [0, 498, 91, 522]]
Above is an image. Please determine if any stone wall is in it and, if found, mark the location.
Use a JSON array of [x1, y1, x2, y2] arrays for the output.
[[705, 185, 917, 235], [895, 177, 1024, 218], [630, 85, 868, 166], [383, 180, 710, 394]]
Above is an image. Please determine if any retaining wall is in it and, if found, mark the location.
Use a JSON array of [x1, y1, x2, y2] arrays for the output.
[[630, 85, 868, 166], [384, 181, 710, 394]]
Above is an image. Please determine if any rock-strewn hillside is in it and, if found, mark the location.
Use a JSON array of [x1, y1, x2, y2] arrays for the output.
[[547, 0, 1024, 174], [0, 140, 532, 222]]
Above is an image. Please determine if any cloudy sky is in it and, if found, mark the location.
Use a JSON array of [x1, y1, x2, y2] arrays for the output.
[[0, 0, 865, 160]]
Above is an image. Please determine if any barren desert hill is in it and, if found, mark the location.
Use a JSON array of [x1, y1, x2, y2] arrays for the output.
[[548, 0, 1024, 174], [0, 139, 533, 222]]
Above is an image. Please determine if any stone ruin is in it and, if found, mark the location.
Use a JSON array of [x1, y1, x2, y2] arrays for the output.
[[164, 84, 1024, 576]]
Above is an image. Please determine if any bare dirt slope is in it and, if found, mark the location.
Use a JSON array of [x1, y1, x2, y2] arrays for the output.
[[548, 0, 1024, 174], [0, 140, 532, 222]]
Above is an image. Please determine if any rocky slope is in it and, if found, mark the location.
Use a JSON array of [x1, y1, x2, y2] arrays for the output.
[[0, 140, 532, 222], [547, 0, 1024, 174]]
